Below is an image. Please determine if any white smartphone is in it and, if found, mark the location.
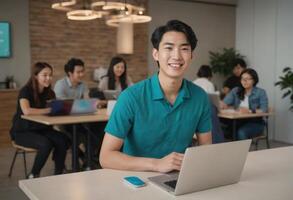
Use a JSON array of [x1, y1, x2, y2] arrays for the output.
[[123, 176, 146, 188]]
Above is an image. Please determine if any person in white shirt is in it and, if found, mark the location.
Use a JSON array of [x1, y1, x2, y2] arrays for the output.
[[193, 65, 215, 93]]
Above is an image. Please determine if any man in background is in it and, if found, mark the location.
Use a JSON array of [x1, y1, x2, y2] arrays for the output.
[[54, 58, 103, 170], [54, 58, 89, 99], [222, 58, 247, 98]]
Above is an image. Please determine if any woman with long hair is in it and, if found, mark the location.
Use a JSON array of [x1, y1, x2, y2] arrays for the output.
[[222, 68, 268, 140], [10, 62, 68, 178], [99, 56, 133, 91]]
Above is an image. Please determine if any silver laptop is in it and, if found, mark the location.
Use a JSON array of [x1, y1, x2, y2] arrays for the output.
[[208, 92, 221, 110], [103, 90, 120, 100], [70, 99, 98, 115], [48, 98, 98, 116], [148, 140, 251, 196]]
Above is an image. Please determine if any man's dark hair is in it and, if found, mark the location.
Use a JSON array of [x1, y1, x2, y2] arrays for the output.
[[151, 19, 198, 51], [197, 65, 213, 78], [233, 58, 247, 69], [64, 58, 84, 76]]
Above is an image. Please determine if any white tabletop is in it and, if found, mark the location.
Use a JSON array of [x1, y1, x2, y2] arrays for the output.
[[19, 146, 293, 200]]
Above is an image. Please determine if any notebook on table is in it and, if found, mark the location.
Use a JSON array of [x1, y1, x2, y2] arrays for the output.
[[47, 99, 98, 116], [148, 140, 251, 196]]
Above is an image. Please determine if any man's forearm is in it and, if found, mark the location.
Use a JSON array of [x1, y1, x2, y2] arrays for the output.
[[100, 150, 158, 172], [197, 132, 212, 145]]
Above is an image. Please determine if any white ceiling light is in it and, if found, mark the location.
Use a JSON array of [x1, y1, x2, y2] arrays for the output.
[[67, 10, 102, 20], [106, 14, 151, 27], [52, 0, 152, 25], [52, 0, 76, 11]]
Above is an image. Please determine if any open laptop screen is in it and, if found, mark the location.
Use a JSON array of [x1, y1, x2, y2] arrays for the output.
[[47, 99, 74, 116]]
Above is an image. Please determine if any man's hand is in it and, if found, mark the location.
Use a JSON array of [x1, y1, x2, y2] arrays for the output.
[[153, 152, 184, 173]]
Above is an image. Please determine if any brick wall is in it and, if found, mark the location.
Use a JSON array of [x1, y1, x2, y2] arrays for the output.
[[29, 0, 149, 87]]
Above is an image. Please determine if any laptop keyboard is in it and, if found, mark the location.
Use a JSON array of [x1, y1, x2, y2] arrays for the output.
[[164, 180, 177, 189]]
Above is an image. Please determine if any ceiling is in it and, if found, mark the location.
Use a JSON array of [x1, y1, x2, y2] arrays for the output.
[[171, 0, 238, 6]]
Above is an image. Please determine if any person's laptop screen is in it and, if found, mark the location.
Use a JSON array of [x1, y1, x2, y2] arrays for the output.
[[47, 99, 98, 116], [47, 99, 74, 116], [70, 99, 97, 115]]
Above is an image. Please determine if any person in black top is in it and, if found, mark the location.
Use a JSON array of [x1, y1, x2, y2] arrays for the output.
[[222, 58, 247, 98], [10, 62, 68, 178]]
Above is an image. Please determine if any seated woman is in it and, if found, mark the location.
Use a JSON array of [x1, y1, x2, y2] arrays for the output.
[[221, 68, 268, 140], [99, 56, 133, 92], [193, 65, 215, 93], [10, 62, 69, 178]]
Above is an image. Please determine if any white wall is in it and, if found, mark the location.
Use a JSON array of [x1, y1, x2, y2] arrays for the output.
[[236, 0, 293, 143], [0, 0, 30, 87], [148, 0, 236, 89]]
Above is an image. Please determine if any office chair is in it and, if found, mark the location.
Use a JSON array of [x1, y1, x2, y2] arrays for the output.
[[8, 141, 37, 178]]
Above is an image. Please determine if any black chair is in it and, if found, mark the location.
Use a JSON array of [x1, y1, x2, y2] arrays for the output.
[[8, 141, 37, 178]]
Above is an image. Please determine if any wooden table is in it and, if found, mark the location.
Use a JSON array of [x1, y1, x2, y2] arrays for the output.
[[19, 146, 293, 200], [21, 109, 109, 172], [218, 110, 273, 140]]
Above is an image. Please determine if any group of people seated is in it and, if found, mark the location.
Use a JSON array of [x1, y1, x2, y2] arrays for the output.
[[9, 19, 269, 180], [9, 56, 132, 179], [192, 59, 268, 141]]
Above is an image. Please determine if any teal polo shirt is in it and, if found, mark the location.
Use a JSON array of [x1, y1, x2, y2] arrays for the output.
[[105, 74, 211, 158]]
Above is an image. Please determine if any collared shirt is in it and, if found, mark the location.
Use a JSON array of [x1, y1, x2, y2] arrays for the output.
[[223, 86, 268, 112], [105, 74, 211, 158], [54, 76, 88, 99]]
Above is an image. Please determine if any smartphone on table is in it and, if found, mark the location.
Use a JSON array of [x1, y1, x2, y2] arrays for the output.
[[123, 176, 146, 188]]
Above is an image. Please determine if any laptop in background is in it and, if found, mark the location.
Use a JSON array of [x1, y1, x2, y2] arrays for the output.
[[148, 140, 251, 196], [47, 99, 74, 116], [48, 99, 98, 116], [70, 99, 98, 115], [103, 90, 120, 100], [208, 92, 221, 110]]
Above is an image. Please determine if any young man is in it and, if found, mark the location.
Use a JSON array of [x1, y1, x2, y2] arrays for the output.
[[100, 20, 212, 173], [222, 58, 247, 98], [54, 58, 89, 99], [54, 58, 104, 169]]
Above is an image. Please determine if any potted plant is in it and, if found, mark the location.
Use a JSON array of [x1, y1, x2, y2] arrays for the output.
[[275, 67, 293, 111], [209, 48, 245, 76]]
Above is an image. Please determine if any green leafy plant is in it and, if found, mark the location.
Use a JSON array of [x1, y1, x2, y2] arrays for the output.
[[209, 48, 245, 76], [275, 67, 293, 111]]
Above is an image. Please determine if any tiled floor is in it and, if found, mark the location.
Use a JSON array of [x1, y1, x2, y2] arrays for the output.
[[0, 140, 291, 200], [0, 148, 73, 200]]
